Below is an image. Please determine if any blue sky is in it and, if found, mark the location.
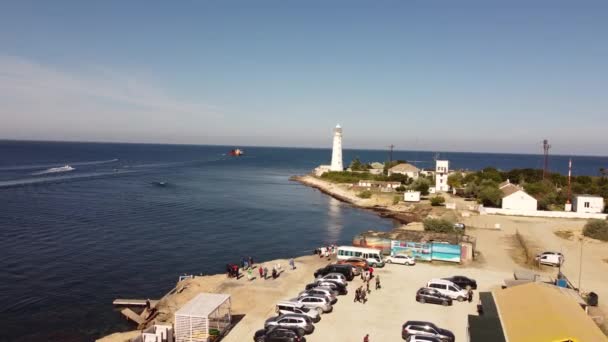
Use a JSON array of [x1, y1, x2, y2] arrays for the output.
[[1, 1, 607, 155]]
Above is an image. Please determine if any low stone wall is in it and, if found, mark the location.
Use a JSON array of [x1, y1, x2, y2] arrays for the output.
[[479, 207, 607, 219]]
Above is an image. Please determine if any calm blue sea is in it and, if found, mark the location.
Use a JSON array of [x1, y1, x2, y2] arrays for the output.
[[0, 141, 606, 341]]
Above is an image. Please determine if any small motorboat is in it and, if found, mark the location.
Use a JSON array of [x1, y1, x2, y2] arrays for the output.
[[229, 148, 244, 156]]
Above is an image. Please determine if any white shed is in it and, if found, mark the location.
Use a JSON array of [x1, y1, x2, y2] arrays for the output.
[[175, 293, 232, 342], [573, 195, 605, 214], [501, 185, 537, 211], [404, 191, 421, 202]]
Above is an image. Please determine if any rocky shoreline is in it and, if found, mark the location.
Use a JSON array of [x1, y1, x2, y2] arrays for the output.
[[290, 174, 432, 225]]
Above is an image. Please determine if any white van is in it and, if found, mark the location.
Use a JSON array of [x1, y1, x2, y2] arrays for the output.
[[426, 279, 468, 301], [535, 252, 564, 267], [337, 246, 385, 267]]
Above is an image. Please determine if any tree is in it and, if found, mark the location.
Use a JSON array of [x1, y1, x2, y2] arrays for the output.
[[350, 157, 368, 171], [412, 178, 431, 196], [447, 173, 464, 188], [430, 195, 446, 206], [477, 186, 502, 207], [396, 185, 406, 192]]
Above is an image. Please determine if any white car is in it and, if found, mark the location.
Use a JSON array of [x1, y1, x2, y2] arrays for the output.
[[385, 254, 416, 266], [316, 273, 347, 286], [426, 279, 468, 302]]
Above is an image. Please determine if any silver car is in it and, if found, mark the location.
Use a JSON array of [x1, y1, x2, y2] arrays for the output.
[[316, 273, 348, 286], [290, 295, 333, 314], [298, 288, 337, 304], [264, 314, 315, 335]]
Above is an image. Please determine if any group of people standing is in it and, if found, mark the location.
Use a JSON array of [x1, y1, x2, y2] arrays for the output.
[[227, 256, 297, 281], [353, 268, 380, 304], [314, 244, 337, 259]]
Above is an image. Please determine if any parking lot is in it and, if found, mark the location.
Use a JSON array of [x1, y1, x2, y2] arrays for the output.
[[302, 262, 510, 341]]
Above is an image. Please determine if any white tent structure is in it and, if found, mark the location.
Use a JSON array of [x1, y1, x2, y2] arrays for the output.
[[174, 293, 232, 342]]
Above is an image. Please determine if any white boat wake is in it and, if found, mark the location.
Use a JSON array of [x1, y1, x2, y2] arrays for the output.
[[31, 165, 75, 175]]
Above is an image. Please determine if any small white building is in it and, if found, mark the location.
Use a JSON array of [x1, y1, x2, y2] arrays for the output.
[[368, 162, 385, 175], [435, 160, 449, 192], [175, 293, 232, 342], [358, 180, 401, 191], [388, 163, 420, 179], [573, 195, 605, 214], [403, 191, 421, 202], [314, 165, 331, 176], [501, 184, 537, 211]]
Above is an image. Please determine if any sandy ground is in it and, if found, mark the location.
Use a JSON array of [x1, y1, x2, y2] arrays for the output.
[[463, 214, 608, 327]]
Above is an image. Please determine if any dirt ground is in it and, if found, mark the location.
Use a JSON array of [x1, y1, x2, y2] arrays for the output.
[[463, 214, 608, 328]]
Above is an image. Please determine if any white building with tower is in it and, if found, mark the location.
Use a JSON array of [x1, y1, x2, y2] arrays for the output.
[[435, 160, 450, 192], [330, 124, 343, 171]]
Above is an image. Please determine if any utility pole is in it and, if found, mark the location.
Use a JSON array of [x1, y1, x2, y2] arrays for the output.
[[542, 139, 551, 180], [578, 237, 584, 292]]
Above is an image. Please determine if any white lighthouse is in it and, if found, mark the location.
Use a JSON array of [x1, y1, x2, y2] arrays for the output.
[[330, 124, 343, 171]]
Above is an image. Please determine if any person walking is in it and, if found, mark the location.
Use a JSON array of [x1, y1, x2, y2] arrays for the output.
[[258, 265, 264, 279], [363, 334, 369, 342], [354, 287, 360, 302], [366, 279, 370, 294], [247, 268, 253, 281], [375, 275, 381, 290], [264, 266, 269, 280], [468, 288, 474, 303], [248, 256, 254, 268], [369, 266, 374, 279], [360, 288, 367, 304], [289, 258, 295, 270]]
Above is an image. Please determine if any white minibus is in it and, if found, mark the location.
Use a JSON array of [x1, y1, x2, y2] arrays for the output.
[[337, 246, 385, 267]]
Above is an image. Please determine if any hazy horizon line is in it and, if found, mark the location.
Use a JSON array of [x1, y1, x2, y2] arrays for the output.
[[1, 138, 607, 159]]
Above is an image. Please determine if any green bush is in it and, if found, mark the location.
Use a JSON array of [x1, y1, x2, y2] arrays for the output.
[[477, 186, 503, 207], [583, 219, 608, 241], [392, 195, 400, 205], [430, 195, 446, 206], [396, 185, 406, 192], [357, 190, 372, 199], [423, 218, 457, 233]]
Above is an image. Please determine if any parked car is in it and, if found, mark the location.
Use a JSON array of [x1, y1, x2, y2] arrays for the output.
[[426, 279, 468, 301], [315, 272, 348, 286], [276, 301, 320, 322], [337, 257, 369, 271], [401, 321, 455, 341], [453, 223, 466, 230], [254, 326, 306, 342], [306, 281, 348, 295], [405, 335, 442, 342], [415, 288, 452, 306], [385, 254, 416, 266], [535, 251, 564, 267], [264, 314, 315, 335], [442, 275, 477, 290], [298, 288, 337, 304], [289, 295, 333, 314], [313, 264, 354, 281]]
